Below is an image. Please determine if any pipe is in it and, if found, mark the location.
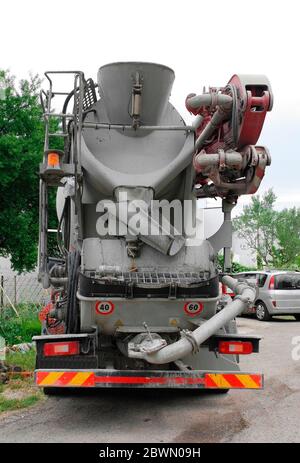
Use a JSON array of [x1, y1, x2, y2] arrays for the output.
[[192, 114, 204, 130], [186, 93, 233, 112], [82, 122, 195, 132], [194, 150, 243, 172], [138, 275, 256, 365], [195, 108, 230, 152]]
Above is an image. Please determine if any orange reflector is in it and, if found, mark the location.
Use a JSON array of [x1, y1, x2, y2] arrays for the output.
[[47, 152, 60, 168], [219, 341, 253, 355]]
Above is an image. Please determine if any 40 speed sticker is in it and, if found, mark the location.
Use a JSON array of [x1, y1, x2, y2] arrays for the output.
[[184, 301, 203, 316], [95, 301, 115, 315]]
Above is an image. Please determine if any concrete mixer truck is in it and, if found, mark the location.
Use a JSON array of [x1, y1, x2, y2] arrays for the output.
[[34, 63, 273, 393]]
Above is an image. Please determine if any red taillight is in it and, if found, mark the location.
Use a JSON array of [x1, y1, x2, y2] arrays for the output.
[[221, 283, 235, 298], [44, 341, 80, 357], [219, 341, 253, 355], [269, 275, 275, 290], [272, 300, 277, 307]]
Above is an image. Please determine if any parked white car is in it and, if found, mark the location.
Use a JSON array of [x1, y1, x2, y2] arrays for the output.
[[233, 271, 300, 321]]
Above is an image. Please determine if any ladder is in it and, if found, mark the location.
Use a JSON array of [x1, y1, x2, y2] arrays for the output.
[[38, 71, 97, 288]]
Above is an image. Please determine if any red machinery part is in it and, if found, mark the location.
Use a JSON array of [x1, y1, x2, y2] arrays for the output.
[[185, 74, 273, 153], [186, 74, 273, 200], [228, 74, 273, 149]]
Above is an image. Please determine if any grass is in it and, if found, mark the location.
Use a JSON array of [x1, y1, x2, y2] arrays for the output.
[[0, 305, 43, 414], [0, 394, 40, 413], [0, 303, 41, 345], [0, 350, 43, 414], [5, 349, 36, 371]]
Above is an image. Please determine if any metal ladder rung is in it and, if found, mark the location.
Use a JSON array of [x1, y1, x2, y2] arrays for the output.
[[44, 112, 74, 118], [48, 132, 69, 138], [52, 91, 70, 96]]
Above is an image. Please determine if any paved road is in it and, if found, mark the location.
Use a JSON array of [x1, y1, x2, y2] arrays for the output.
[[1, 317, 300, 443]]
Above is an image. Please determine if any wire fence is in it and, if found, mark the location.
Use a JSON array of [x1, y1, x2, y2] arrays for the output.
[[0, 273, 50, 307]]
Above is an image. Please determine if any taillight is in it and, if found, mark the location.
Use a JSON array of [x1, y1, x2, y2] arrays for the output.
[[44, 341, 80, 357], [219, 341, 253, 355], [269, 275, 275, 290], [221, 284, 235, 298]]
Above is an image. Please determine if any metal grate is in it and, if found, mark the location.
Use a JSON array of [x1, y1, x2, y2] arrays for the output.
[[82, 78, 97, 111], [90, 271, 210, 286]]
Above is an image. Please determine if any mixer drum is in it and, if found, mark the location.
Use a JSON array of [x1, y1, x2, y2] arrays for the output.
[[81, 62, 194, 200]]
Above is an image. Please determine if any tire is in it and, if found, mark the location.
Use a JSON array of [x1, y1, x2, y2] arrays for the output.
[[255, 301, 271, 321], [209, 389, 229, 394], [43, 387, 72, 396], [294, 315, 300, 321]]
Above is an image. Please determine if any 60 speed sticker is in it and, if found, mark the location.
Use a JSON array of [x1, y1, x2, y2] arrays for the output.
[[184, 301, 203, 316], [95, 301, 114, 315]]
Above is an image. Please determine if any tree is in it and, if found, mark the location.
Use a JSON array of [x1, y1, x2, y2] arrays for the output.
[[273, 208, 300, 268], [233, 190, 277, 268], [0, 70, 60, 272], [233, 189, 300, 269]]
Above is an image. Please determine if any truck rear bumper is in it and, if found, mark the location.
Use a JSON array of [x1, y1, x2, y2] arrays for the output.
[[35, 369, 263, 390]]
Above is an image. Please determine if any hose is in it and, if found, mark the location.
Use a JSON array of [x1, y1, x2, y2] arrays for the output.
[[66, 250, 81, 333], [137, 275, 256, 365]]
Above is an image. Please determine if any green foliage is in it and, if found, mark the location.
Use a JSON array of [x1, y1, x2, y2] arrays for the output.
[[0, 303, 41, 345], [217, 254, 255, 273], [0, 394, 40, 413], [0, 71, 43, 271], [233, 189, 300, 269], [272, 208, 300, 268], [6, 349, 36, 371], [0, 70, 62, 272]]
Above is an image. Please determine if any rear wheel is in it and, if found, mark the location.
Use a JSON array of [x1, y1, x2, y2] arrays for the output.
[[43, 387, 72, 396], [210, 389, 229, 394], [255, 301, 271, 321], [294, 315, 300, 321]]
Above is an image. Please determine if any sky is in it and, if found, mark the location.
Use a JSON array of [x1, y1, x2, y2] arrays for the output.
[[1, 0, 300, 214]]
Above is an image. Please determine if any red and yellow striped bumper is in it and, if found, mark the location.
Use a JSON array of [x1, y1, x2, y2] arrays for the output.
[[35, 370, 263, 389]]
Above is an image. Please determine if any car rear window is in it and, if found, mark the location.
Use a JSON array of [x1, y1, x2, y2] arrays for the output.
[[274, 274, 300, 290], [257, 274, 267, 287]]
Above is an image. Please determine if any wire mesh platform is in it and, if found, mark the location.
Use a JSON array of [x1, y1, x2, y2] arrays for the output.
[[87, 270, 211, 286]]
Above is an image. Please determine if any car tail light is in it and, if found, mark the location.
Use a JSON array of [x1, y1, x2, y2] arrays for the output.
[[269, 275, 275, 290], [221, 284, 235, 298], [272, 300, 277, 307], [44, 341, 80, 357], [218, 341, 253, 355]]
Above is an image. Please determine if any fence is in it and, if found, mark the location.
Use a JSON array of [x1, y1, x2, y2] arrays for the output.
[[0, 273, 50, 307]]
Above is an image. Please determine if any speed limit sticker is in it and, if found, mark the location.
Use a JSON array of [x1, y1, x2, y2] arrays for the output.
[[184, 301, 203, 316], [95, 301, 114, 315]]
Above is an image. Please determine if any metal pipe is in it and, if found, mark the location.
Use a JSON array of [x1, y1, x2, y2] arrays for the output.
[[139, 275, 256, 365], [186, 93, 232, 111], [195, 108, 229, 151], [192, 114, 204, 130], [82, 122, 195, 132], [194, 150, 243, 171]]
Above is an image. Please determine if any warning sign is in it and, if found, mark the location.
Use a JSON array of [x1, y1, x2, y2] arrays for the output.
[[95, 301, 115, 315], [184, 301, 203, 316]]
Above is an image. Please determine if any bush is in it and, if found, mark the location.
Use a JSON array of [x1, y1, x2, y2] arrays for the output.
[[0, 303, 41, 345], [217, 255, 255, 273]]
